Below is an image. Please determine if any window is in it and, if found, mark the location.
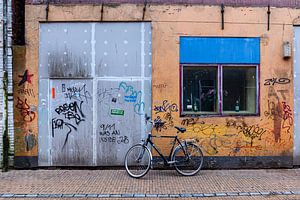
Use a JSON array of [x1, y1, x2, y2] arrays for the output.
[[181, 65, 258, 115], [180, 37, 260, 116]]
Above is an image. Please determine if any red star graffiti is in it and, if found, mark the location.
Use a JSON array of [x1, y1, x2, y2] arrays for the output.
[[18, 70, 34, 86]]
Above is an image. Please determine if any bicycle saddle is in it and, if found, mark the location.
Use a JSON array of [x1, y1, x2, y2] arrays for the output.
[[174, 126, 186, 133]]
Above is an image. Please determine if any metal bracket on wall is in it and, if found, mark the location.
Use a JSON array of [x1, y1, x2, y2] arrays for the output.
[[267, 5, 271, 31], [46, 0, 50, 21], [101, 3, 104, 21], [142, 1, 147, 21], [221, 4, 225, 30]]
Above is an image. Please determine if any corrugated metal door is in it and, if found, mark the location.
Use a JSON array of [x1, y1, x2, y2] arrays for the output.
[[39, 22, 152, 166], [294, 27, 300, 165]]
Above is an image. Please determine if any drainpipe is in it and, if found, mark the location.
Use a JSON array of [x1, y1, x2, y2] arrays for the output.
[[2, 0, 9, 172], [2, 71, 9, 172]]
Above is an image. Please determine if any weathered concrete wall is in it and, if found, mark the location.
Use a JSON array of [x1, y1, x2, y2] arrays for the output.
[[22, 3, 300, 168]]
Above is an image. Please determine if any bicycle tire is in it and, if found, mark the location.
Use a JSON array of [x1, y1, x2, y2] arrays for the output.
[[124, 144, 151, 178], [172, 143, 203, 176]]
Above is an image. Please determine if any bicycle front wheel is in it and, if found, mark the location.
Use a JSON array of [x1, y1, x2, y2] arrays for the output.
[[172, 143, 203, 176], [124, 144, 151, 178]]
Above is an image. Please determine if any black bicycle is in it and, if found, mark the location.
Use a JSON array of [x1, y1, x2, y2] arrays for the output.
[[124, 115, 204, 178]]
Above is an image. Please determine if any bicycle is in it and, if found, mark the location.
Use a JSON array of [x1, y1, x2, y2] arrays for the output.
[[124, 115, 204, 178]]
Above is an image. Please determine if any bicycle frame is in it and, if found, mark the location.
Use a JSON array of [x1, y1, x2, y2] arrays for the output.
[[143, 133, 187, 166]]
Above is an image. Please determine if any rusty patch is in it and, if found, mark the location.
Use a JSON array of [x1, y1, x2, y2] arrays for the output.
[[273, 103, 282, 143], [49, 50, 91, 78]]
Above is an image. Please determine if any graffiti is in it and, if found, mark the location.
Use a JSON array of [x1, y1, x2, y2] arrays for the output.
[[97, 88, 120, 103], [15, 97, 36, 122], [264, 100, 282, 120], [153, 116, 168, 132], [225, 118, 247, 130], [237, 124, 267, 146], [119, 82, 145, 115], [18, 70, 34, 86], [24, 130, 37, 152], [187, 123, 218, 135], [267, 87, 283, 142], [99, 136, 129, 144], [55, 101, 85, 125], [152, 100, 179, 131], [181, 118, 205, 126], [99, 123, 129, 144], [52, 101, 86, 148], [153, 83, 167, 89], [99, 124, 120, 136], [52, 118, 77, 148], [17, 88, 35, 97], [153, 100, 178, 114], [62, 83, 92, 103], [282, 102, 293, 134], [264, 78, 290, 86]]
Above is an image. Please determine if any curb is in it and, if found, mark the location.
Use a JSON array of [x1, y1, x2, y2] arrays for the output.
[[0, 191, 298, 198]]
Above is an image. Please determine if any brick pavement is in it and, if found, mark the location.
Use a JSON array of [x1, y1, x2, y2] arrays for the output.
[[0, 169, 299, 199]]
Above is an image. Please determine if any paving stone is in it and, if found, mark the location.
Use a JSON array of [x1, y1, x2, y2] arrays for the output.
[[260, 192, 271, 195], [239, 192, 251, 196], [282, 191, 293, 195], [180, 193, 193, 197], [37, 194, 50, 198], [110, 194, 122, 198], [13, 194, 26, 197], [86, 194, 98, 198], [98, 194, 110, 198], [25, 194, 38, 197], [74, 194, 87, 198], [227, 192, 238, 196], [291, 191, 300, 195], [192, 193, 204, 197], [49, 194, 62, 198], [157, 194, 169, 198], [169, 194, 180, 198], [121, 193, 134, 198], [203, 193, 216, 197], [250, 192, 261, 196], [62, 194, 74, 198], [270, 191, 283, 195], [145, 194, 158, 197], [215, 193, 227, 196], [1, 194, 14, 198], [134, 194, 146, 198]]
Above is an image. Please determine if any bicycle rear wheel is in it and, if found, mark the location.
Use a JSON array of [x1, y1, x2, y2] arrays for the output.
[[172, 143, 203, 176], [124, 144, 151, 178]]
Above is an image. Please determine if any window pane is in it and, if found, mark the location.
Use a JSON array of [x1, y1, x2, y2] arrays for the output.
[[223, 66, 256, 113], [183, 66, 218, 113]]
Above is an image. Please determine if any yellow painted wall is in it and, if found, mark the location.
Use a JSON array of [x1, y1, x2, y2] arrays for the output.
[[21, 4, 300, 159]]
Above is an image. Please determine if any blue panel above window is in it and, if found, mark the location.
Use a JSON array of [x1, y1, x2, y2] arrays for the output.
[[180, 37, 260, 64]]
